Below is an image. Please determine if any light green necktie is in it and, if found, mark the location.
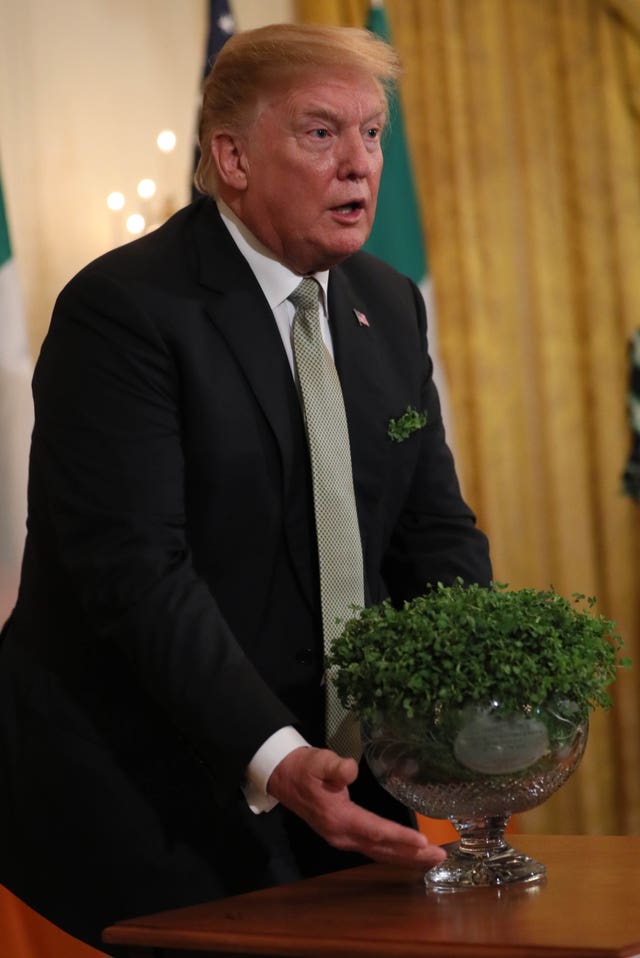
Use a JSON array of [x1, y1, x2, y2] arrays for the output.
[[289, 277, 363, 760]]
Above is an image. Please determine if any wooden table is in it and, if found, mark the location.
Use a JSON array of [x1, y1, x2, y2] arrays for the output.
[[102, 835, 640, 957]]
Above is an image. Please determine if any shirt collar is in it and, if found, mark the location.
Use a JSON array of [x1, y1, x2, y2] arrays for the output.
[[217, 199, 329, 314]]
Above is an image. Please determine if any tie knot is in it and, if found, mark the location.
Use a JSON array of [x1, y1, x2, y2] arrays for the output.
[[289, 277, 320, 315]]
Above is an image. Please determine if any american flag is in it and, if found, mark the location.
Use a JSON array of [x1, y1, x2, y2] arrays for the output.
[[191, 0, 235, 201]]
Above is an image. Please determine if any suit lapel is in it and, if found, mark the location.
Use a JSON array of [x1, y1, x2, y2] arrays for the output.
[[193, 202, 301, 482], [328, 268, 388, 549], [191, 202, 316, 607]]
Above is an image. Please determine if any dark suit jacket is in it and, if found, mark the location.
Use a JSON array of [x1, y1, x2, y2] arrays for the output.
[[0, 199, 491, 950]]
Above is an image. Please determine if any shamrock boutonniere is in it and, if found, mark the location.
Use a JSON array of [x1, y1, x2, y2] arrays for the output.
[[387, 406, 427, 442]]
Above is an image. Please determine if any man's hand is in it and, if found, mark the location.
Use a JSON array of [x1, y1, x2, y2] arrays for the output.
[[266, 746, 447, 867]]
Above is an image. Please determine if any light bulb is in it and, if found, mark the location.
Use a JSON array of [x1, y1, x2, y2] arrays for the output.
[[126, 213, 145, 235], [137, 178, 156, 200], [157, 130, 176, 153], [107, 191, 125, 211]]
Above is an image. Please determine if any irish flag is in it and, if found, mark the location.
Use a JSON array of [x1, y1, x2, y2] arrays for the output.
[[0, 164, 106, 958], [0, 172, 32, 626], [364, 1, 454, 446], [364, 1, 460, 846]]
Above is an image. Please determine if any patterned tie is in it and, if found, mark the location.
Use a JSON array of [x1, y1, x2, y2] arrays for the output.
[[289, 277, 364, 760]]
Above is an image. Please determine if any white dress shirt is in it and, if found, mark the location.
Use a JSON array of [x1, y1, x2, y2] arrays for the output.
[[217, 200, 332, 813]]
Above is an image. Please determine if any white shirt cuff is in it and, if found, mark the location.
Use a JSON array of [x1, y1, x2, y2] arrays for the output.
[[242, 726, 310, 815]]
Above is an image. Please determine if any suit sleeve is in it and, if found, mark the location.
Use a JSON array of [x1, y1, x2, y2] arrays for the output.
[[31, 268, 295, 804]]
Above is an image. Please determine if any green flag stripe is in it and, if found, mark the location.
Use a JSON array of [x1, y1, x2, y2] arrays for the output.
[[0, 176, 12, 267], [363, 5, 427, 284]]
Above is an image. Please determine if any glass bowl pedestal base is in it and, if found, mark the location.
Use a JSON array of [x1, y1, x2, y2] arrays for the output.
[[424, 814, 545, 890]]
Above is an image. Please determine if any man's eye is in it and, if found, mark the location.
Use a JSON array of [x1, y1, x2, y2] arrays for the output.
[[366, 128, 380, 140], [311, 128, 329, 139]]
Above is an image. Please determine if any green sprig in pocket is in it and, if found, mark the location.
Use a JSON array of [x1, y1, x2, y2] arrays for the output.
[[387, 406, 427, 442]]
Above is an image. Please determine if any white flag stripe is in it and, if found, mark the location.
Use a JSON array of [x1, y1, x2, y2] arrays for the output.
[[0, 259, 31, 373], [0, 195, 33, 624], [420, 276, 455, 450]]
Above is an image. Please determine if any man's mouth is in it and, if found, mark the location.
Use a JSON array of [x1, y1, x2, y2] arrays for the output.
[[331, 201, 364, 215]]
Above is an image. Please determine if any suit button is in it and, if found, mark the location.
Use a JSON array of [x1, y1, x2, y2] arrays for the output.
[[295, 648, 314, 665]]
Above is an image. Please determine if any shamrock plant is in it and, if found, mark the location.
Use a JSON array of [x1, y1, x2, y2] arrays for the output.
[[328, 580, 629, 726]]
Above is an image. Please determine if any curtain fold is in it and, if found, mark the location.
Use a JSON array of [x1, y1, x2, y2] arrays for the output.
[[297, 0, 640, 835]]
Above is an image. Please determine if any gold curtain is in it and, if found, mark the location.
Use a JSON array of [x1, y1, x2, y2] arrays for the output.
[[297, 0, 640, 836]]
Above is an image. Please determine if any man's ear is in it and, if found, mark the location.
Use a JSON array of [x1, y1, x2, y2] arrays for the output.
[[210, 132, 249, 191]]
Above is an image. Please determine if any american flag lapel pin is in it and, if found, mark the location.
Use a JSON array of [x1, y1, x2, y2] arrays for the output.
[[354, 308, 370, 328]]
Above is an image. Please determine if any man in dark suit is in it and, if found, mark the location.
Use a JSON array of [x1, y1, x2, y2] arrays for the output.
[[0, 23, 491, 953]]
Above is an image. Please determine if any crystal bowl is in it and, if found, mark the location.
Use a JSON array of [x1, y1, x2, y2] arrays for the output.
[[363, 700, 588, 889]]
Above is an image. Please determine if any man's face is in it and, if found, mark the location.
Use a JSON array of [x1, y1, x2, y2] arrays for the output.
[[228, 70, 386, 275]]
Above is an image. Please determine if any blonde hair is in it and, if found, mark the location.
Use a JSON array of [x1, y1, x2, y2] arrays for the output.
[[194, 22, 402, 197]]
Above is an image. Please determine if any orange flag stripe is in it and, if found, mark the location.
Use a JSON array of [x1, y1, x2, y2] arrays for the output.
[[0, 885, 107, 957]]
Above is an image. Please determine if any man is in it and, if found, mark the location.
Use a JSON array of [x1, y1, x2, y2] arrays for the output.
[[0, 23, 491, 953]]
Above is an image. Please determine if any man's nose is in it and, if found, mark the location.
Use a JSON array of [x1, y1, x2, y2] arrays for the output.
[[337, 131, 378, 180]]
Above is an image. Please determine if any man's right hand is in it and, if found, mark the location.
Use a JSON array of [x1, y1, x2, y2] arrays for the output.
[[266, 746, 447, 867]]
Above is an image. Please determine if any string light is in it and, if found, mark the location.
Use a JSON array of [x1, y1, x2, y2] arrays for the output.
[[108, 129, 177, 245]]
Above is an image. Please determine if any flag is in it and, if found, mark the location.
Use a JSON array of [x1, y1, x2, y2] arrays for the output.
[[0, 169, 32, 626], [0, 173, 108, 958], [191, 0, 235, 201], [364, 1, 455, 445], [0, 885, 107, 958], [364, 3, 461, 847]]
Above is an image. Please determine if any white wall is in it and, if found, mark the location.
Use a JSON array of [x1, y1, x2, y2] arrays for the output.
[[0, 0, 294, 351]]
